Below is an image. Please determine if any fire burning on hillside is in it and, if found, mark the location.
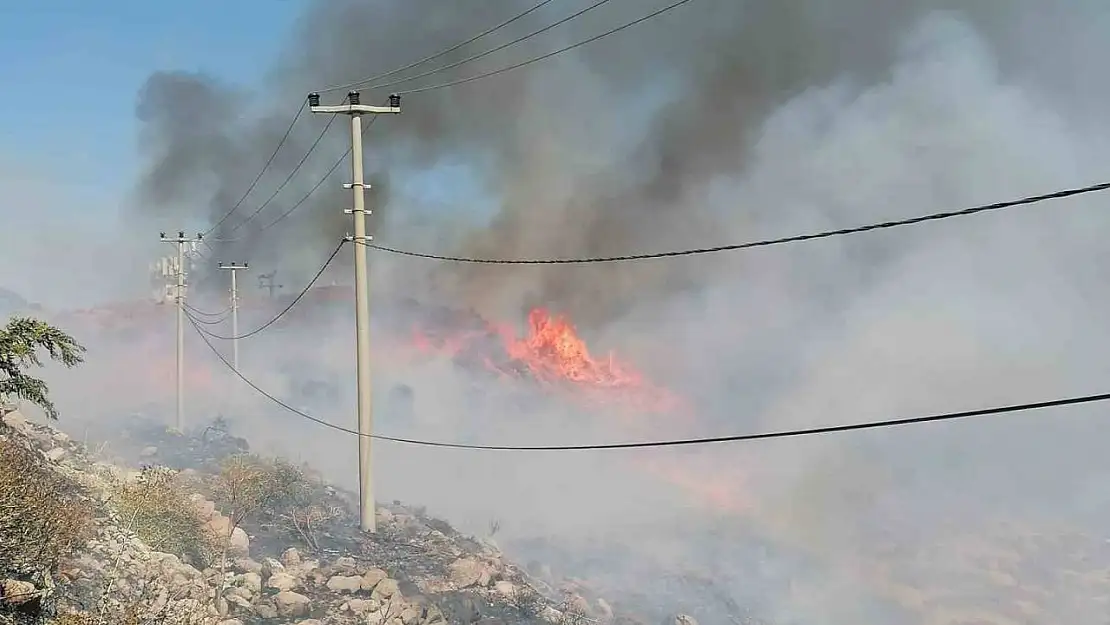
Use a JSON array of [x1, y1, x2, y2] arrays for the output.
[[401, 304, 749, 513], [46, 293, 749, 513], [407, 306, 687, 419]]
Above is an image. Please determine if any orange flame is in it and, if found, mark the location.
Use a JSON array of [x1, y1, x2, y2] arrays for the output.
[[406, 307, 685, 417], [502, 309, 641, 387], [400, 307, 755, 513]]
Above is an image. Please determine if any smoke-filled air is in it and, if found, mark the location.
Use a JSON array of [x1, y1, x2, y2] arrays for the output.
[[6, 0, 1110, 623]]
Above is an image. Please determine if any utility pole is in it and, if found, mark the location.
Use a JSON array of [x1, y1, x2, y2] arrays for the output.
[[309, 90, 401, 533], [217, 262, 249, 371], [258, 272, 283, 298], [160, 231, 203, 432]]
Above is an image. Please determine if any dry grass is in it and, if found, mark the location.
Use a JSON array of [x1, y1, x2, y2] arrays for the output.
[[0, 437, 93, 577]]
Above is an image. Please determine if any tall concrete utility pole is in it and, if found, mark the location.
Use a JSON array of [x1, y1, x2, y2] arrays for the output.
[[160, 231, 203, 432], [309, 90, 401, 533], [218, 262, 249, 371]]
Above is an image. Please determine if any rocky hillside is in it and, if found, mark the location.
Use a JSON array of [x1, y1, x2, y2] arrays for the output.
[[0, 407, 699, 625]]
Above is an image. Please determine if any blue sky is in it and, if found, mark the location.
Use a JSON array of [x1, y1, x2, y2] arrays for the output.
[[0, 0, 305, 193], [0, 1, 309, 305]]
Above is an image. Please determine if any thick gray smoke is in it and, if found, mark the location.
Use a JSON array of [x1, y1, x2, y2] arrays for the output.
[[60, 0, 1110, 622]]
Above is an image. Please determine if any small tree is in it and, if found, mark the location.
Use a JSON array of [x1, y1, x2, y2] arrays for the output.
[[0, 317, 85, 419], [209, 454, 309, 612]]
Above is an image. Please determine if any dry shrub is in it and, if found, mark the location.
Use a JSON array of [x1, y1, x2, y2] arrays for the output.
[[114, 466, 215, 568], [510, 585, 546, 618], [209, 454, 311, 531], [0, 437, 93, 576], [50, 597, 211, 625], [207, 454, 310, 608]]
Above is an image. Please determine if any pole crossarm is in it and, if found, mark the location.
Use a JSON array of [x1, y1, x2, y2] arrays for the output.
[[309, 104, 401, 115]]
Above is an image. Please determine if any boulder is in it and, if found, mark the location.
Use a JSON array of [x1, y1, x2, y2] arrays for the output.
[[274, 591, 311, 617], [239, 572, 262, 594], [327, 574, 363, 593], [207, 516, 250, 556], [1, 579, 37, 605], [371, 577, 400, 601], [281, 547, 302, 567], [266, 571, 298, 592], [346, 598, 378, 615], [361, 568, 388, 591], [493, 580, 516, 597], [447, 558, 490, 588], [255, 602, 279, 619]]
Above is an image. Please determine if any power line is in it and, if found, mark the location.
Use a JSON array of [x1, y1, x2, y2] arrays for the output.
[[214, 109, 383, 241], [190, 239, 346, 340], [360, 179, 1110, 264], [186, 309, 231, 325], [363, 0, 620, 93], [183, 303, 232, 318], [188, 314, 1110, 450], [215, 113, 341, 240], [317, 0, 563, 94], [205, 100, 308, 235], [395, 0, 696, 95], [255, 115, 381, 233]]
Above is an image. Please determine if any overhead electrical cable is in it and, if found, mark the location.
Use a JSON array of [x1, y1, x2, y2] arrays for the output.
[[188, 239, 346, 340], [214, 113, 341, 239], [316, 0, 563, 94], [359, 0, 620, 93], [183, 303, 231, 317], [255, 115, 381, 233], [394, 0, 697, 95], [188, 315, 1110, 450], [360, 179, 1110, 263], [187, 310, 231, 325], [205, 99, 308, 235]]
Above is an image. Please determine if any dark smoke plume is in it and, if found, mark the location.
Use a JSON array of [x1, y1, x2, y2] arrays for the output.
[[122, 2, 1110, 621], [131, 0, 1110, 321]]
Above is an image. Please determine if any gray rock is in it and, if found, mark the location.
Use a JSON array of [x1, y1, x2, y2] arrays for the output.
[[361, 567, 388, 591], [448, 558, 490, 588], [1, 579, 37, 605], [267, 571, 297, 592], [281, 547, 302, 566], [274, 590, 311, 617], [371, 577, 400, 601], [255, 602, 279, 619], [239, 571, 262, 594], [327, 574, 363, 593]]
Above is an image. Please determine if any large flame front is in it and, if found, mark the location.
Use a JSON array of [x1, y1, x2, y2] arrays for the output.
[[409, 307, 684, 417], [503, 309, 640, 387], [403, 306, 751, 513]]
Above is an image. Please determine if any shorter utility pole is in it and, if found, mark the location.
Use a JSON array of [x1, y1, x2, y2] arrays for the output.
[[217, 262, 249, 372], [258, 271, 284, 298], [160, 231, 203, 432], [309, 90, 401, 533]]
